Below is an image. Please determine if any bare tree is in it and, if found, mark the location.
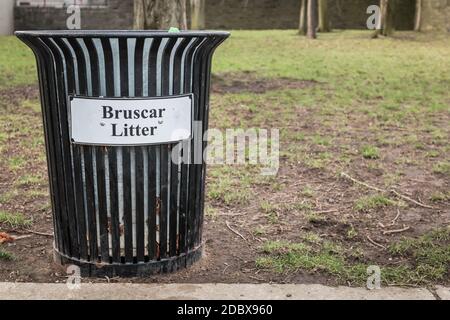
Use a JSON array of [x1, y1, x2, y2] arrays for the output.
[[307, 0, 317, 39], [134, 0, 188, 30], [190, 0, 205, 29], [414, 0, 422, 31], [372, 0, 396, 37], [299, 0, 307, 35], [318, 0, 330, 32]]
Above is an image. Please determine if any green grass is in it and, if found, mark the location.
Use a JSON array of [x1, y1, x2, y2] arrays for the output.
[[214, 31, 450, 114], [346, 226, 358, 239], [253, 227, 266, 236], [260, 201, 277, 214], [15, 174, 45, 187], [433, 161, 450, 176], [429, 191, 450, 202], [0, 210, 32, 228], [1, 31, 449, 120], [21, 99, 41, 113], [259, 201, 279, 223], [388, 228, 450, 283], [354, 194, 396, 212], [300, 186, 314, 198], [0, 249, 14, 261], [306, 212, 326, 224], [207, 166, 253, 205], [312, 135, 332, 146], [8, 156, 26, 172], [302, 232, 322, 244], [426, 150, 440, 158], [0, 31, 449, 284], [361, 145, 380, 159], [257, 227, 450, 285], [256, 240, 367, 283], [0, 37, 36, 88], [0, 189, 20, 203], [204, 205, 219, 218], [293, 200, 313, 212]]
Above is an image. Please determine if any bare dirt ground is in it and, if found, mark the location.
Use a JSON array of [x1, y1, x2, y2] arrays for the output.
[[0, 72, 449, 286]]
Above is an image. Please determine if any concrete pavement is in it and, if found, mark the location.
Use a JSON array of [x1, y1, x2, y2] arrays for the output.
[[0, 282, 448, 300]]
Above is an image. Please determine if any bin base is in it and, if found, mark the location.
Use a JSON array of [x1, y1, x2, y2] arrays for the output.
[[53, 246, 203, 277]]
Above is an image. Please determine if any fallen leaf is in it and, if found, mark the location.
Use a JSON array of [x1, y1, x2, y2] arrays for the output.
[[0, 232, 15, 244]]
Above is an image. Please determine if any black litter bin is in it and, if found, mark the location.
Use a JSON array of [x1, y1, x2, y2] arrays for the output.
[[16, 30, 229, 277]]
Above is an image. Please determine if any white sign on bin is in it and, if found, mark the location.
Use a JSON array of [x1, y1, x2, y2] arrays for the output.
[[69, 95, 193, 145]]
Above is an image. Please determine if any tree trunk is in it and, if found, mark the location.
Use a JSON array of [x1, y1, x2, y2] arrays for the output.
[[318, 0, 330, 32], [299, 0, 307, 35], [383, 0, 395, 36], [307, 0, 317, 39], [414, 0, 422, 31], [190, 0, 205, 29], [372, 0, 395, 37], [134, 0, 188, 30]]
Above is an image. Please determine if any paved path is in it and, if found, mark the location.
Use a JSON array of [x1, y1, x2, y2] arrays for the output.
[[0, 283, 448, 300]]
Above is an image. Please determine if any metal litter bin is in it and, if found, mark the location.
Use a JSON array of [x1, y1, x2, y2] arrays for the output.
[[16, 30, 229, 277]]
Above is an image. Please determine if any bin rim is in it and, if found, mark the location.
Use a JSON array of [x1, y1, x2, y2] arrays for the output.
[[15, 30, 230, 39]]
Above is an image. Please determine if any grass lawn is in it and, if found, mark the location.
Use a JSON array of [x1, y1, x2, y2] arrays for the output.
[[0, 30, 449, 286]]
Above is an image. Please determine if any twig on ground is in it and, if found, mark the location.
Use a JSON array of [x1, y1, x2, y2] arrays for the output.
[[391, 209, 401, 226], [340, 172, 435, 209], [386, 283, 420, 288], [13, 235, 33, 240], [249, 275, 265, 282], [100, 276, 119, 282], [220, 212, 246, 217], [314, 209, 339, 214], [383, 225, 411, 235], [390, 189, 435, 209], [407, 178, 429, 184], [366, 235, 387, 250], [28, 230, 53, 237], [225, 221, 247, 241], [340, 172, 385, 193], [378, 209, 402, 229], [11, 229, 54, 237]]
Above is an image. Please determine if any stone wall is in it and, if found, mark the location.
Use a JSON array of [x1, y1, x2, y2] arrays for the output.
[[203, 0, 416, 30], [421, 0, 450, 31], [14, 0, 380, 31], [204, 0, 300, 30], [204, 0, 381, 30], [13, 0, 448, 32], [14, 0, 133, 30]]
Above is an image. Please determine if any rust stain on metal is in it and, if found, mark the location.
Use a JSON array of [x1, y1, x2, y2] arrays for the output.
[[155, 197, 161, 259], [107, 217, 112, 234], [156, 241, 160, 259], [155, 198, 161, 232], [156, 197, 161, 213]]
